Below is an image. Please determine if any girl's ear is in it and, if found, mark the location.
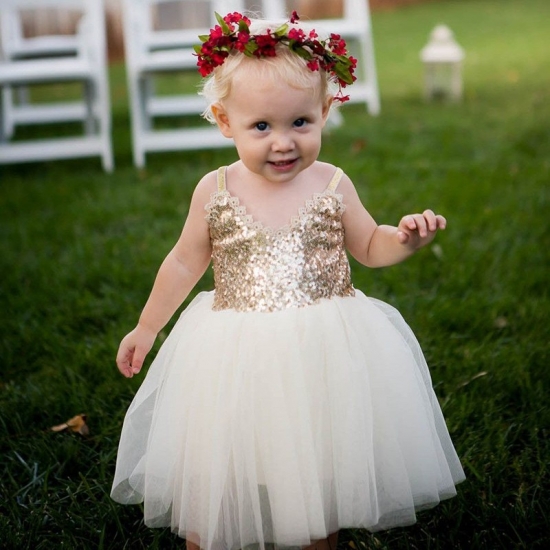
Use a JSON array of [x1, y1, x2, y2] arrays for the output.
[[211, 103, 233, 138], [321, 97, 334, 126]]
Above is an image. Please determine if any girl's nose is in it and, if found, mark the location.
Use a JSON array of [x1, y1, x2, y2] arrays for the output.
[[271, 132, 295, 153]]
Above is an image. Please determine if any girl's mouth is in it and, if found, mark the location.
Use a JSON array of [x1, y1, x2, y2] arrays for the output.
[[269, 159, 297, 169]]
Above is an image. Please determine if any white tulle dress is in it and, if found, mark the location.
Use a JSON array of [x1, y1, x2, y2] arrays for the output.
[[111, 167, 465, 550]]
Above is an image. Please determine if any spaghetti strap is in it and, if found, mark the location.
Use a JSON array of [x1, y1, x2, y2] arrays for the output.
[[326, 168, 344, 192], [217, 166, 227, 192]]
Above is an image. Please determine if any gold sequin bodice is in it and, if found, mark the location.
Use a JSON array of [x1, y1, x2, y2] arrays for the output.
[[205, 167, 355, 312]]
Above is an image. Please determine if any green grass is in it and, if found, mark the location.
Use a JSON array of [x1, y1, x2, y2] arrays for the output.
[[1, 0, 549, 548]]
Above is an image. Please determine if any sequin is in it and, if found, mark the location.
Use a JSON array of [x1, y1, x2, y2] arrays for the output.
[[205, 168, 355, 312]]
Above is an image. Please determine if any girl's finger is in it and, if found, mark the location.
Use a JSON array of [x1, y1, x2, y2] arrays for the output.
[[401, 215, 417, 231], [422, 209, 437, 231], [413, 214, 428, 237], [397, 230, 409, 244]]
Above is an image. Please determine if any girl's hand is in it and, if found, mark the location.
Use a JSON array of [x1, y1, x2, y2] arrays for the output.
[[397, 209, 446, 249], [116, 324, 158, 378]]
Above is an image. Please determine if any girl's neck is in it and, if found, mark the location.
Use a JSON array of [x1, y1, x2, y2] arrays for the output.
[[224, 161, 335, 231], [230, 160, 318, 191]]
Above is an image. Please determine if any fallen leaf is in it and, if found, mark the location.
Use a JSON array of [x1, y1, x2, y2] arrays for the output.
[[351, 139, 367, 153], [51, 414, 89, 436]]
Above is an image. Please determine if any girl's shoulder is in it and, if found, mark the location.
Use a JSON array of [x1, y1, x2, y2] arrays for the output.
[[312, 160, 338, 178], [192, 168, 223, 204], [312, 161, 354, 194], [183, 169, 227, 219]]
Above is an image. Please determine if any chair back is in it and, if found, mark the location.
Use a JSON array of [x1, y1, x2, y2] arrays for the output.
[[0, 0, 106, 62], [120, 0, 247, 167], [0, 0, 113, 171]]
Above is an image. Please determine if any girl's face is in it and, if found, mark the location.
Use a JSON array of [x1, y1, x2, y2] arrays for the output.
[[212, 71, 332, 183]]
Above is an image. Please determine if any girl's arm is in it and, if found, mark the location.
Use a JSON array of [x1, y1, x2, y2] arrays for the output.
[[339, 173, 446, 268], [116, 173, 216, 378]]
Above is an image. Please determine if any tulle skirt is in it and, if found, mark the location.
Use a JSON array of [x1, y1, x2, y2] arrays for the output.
[[111, 290, 465, 550]]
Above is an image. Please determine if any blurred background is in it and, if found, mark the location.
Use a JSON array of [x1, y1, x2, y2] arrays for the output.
[[1, 1, 548, 548]]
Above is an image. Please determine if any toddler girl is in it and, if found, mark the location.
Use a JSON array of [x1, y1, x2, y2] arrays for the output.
[[111, 12, 465, 550]]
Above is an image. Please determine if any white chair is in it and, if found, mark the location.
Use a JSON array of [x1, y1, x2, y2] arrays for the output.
[[0, 4, 80, 139], [258, 0, 380, 116], [0, 0, 113, 172], [122, 0, 245, 168]]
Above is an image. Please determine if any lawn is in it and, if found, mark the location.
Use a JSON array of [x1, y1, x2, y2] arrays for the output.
[[0, 0, 549, 548]]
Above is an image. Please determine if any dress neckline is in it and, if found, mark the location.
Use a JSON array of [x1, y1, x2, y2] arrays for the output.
[[211, 167, 344, 237]]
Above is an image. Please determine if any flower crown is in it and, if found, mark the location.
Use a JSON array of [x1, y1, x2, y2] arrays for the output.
[[194, 11, 357, 103]]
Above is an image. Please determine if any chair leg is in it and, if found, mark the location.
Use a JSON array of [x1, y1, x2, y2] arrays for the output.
[[15, 84, 30, 105], [1, 86, 16, 140], [142, 76, 154, 132], [83, 81, 97, 135], [97, 70, 114, 172], [129, 76, 150, 168]]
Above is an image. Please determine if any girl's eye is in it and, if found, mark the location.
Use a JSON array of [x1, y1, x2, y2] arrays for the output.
[[255, 122, 269, 131], [293, 118, 307, 128]]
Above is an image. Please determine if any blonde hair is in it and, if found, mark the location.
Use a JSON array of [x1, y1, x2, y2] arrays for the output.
[[199, 19, 337, 124]]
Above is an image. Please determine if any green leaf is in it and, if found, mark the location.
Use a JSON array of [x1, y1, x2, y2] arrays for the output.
[[238, 20, 250, 33], [244, 42, 258, 57], [335, 54, 353, 67], [292, 46, 313, 60], [273, 23, 289, 37], [215, 12, 231, 34], [334, 64, 353, 84]]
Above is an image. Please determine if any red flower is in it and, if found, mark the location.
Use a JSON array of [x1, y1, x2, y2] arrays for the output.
[[224, 12, 250, 26], [322, 60, 336, 73], [212, 51, 228, 65], [307, 59, 320, 72], [288, 28, 305, 42], [235, 31, 250, 51], [310, 40, 326, 56], [210, 25, 224, 40], [195, 10, 357, 105], [335, 94, 350, 103], [197, 58, 213, 77], [329, 34, 348, 56], [254, 33, 278, 57]]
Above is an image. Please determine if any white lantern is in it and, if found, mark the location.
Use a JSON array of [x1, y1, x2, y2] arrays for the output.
[[420, 25, 465, 102]]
